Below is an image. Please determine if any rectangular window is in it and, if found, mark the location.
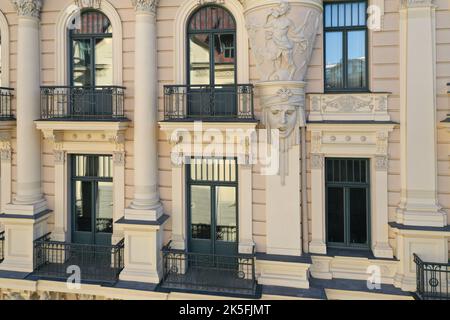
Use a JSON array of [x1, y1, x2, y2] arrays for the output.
[[326, 158, 370, 249], [324, 1, 368, 91]]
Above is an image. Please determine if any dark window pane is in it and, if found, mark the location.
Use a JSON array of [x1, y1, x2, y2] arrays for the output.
[[347, 30, 367, 88], [75, 181, 92, 232], [325, 32, 344, 89], [327, 187, 345, 244], [349, 188, 368, 245], [190, 185, 211, 240]]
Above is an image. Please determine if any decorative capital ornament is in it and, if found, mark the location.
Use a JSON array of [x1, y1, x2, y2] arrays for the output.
[[12, 0, 42, 19], [131, 0, 158, 14]]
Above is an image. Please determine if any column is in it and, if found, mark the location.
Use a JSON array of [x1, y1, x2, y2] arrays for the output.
[[0, 0, 49, 273], [396, 0, 446, 227], [52, 149, 68, 242], [393, 0, 449, 292], [119, 0, 166, 284], [0, 133, 12, 213], [124, 0, 163, 222], [5, 0, 46, 215], [309, 154, 326, 254], [372, 155, 393, 258]]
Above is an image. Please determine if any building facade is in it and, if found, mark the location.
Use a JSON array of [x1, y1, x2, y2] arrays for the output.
[[0, 0, 448, 300]]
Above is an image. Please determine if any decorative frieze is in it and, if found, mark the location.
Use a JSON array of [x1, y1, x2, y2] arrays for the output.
[[309, 93, 390, 122], [131, 0, 158, 14], [74, 0, 101, 9], [11, 0, 42, 18], [401, 0, 434, 8]]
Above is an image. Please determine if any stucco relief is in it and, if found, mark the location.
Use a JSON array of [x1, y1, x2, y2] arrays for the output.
[[131, 0, 159, 13], [245, 0, 321, 81], [401, 0, 434, 8], [74, 0, 101, 9], [11, 0, 42, 18], [308, 93, 390, 122]]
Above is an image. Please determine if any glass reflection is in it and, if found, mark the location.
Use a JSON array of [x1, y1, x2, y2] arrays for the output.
[[215, 187, 237, 242], [189, 34, 211, 85], [214, 34, 235, 85], [347, 31, 366, 88], [96, 181, 113, 233], [75, 181, 92, 232], [72, 39, 92, 87], [325, 32, 343, 89], [95, 38, 113, 86], [191, 185, 211, 239]]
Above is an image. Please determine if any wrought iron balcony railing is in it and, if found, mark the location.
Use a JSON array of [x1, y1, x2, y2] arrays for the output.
[[33, 233, 124, 284], [159, 241, 257, 297], [40, 86, 126, 120], [164, 84, 254, 121], [414, 254, 450, 300], [0, 231, 5, 263], [0, 87, 14, 119]]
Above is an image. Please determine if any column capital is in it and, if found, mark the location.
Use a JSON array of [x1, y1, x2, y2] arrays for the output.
[[131, 0, 158, 14], [11, 0, 42, 19], [375, 155, 388, 172], [310, 154, 324, 170], [401, 0, 434, 8]]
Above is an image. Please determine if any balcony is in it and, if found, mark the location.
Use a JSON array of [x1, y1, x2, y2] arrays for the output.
[[163, 84, 255, 121], [159, 242, 257, 297], [414, 254, 449, 300], [33, 233, 124, 284], [0, 87, 14, 120], [40, 86, 126, 121], [0, 231, 4, 263]]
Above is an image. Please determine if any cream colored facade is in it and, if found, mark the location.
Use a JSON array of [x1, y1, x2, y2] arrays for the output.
[[0, 0, 447, 300]]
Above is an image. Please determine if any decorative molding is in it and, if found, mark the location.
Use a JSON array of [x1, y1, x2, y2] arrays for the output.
[[131, 0, 158, 14], [311, 154, 324, 170], [74, 0, 102, 9], [401, 0, 434, 8], [376, 131, 389, 155], [311, 131, 322, 154], [55, 0, 123, 85], [308, 93, 390, 122], [53, 150, 66, 165], [198, 0, 224, 5], [245, 0, 321, 81], [11, 0, 42, 18], [1, 148, 11, 161], [375, 155, 388, 171], [113, 151, 125, 166]]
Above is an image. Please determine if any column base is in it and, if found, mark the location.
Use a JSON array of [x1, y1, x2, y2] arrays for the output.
[[309, 240, 327, 255], [0, 212, 50, 273], [239, 240, 256, 254], [116, 219, 167, 285], [170, 234, 186, 251], [256, 259, 310, 289], [372, 242, 394, 259], [396, 206, 447, 227], [3, 198, 47, 216], [124, 204, 163, 222]]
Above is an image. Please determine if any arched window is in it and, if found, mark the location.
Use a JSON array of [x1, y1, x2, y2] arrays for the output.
[[69, 10, 113, 87], [187, 6, 236, 86]]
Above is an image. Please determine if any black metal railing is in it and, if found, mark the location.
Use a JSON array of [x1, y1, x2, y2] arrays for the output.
[[164, 84, 254, 121], [33, 233, 124, 284], [0, 87, 14, 119], [0, 231, 5, 263], [40, 86, 126, 120], [160, 241, 257, 297], [414, 253, 450, 300]]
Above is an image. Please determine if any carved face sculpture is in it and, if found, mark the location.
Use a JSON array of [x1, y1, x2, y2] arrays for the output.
[[267, 104, 298, 139]]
